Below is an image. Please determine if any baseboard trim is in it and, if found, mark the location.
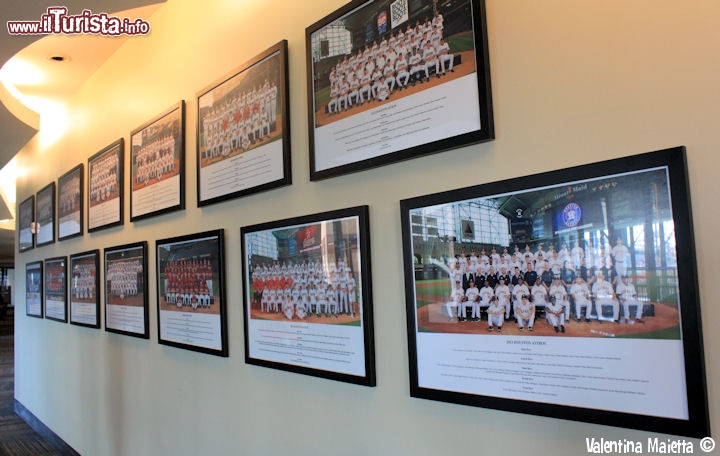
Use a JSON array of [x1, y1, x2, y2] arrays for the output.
[[13, 399, 81, 456]]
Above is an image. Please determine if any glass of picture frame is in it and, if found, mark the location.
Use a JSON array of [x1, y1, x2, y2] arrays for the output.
[[44, 256, 67, 323], [400, 146, 709, 438], [58, 164, 84, 240], [196, 40, 291, 206], [156, 230, 228, 356], [104, 242, 149, 338], [25, 261, 43, 318], [69, 250, 100, 328], [306, 0, 493, 180], [36, 182, 55, 247], [88, 139, 124, 232], [241, 206, 376, 386], [18, 196, 34, 252], [130, 101, 185, 221]]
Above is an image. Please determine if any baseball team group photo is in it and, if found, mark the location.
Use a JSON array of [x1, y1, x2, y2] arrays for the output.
[[244, 216, 364, 326], [310, 0, 479, 127], [408, 167, 683, 339]]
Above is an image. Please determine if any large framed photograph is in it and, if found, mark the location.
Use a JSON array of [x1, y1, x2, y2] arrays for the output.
[[88, 139, 124, 232], [36, 182, 55, 247], [197, 40, 291, 207], [69, 250, 100, 328], [18, 195, 34, 252], [25, 261, 43, 318], [306, 0, 493, 180], [44, 256, 67, 323], [241, 206, 375, 386], [104, 242, 149, 338], [130, 101, 185, 221], [400, 146, 709, 437], [156, 230, 227, 356], [58, 164, 84, 240]]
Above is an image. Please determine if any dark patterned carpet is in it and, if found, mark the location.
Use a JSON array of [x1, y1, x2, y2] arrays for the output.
[[0, 315, 62, 456]]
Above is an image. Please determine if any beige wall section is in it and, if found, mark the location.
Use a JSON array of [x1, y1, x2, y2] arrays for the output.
[[13, 0, 719, 454]]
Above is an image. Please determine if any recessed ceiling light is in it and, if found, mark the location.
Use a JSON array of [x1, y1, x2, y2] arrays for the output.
[[48, 55, 71, 62]]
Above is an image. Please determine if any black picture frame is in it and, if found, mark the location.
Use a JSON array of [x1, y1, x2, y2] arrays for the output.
[[25, 261, 43, 318], [196, 40, 291, 207], [18, 195, 34, 252], [44, 256, 67, 323], [156, 229, 228, 356], [69, 250, 100, 328], [58, 164, 84, 240], [400, 146, 709, 438], [241, 205, 375, 386], [36, 182, 55, 247], [130, 101, 186, 221], [104, 241, 149, 339], [88, 139, 124, 232], [306, 0, 493, 180]]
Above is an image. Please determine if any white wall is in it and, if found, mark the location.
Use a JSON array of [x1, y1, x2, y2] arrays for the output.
[[14, 0, 719, 455]]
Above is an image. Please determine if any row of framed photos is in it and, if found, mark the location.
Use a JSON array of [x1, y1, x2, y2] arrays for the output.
[[22, 147, 708, 438], [19, 0, 495, 252]]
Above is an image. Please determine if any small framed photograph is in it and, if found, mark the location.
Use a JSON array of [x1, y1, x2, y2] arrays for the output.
[[156, 230, 228, 356], [241, 206, 375, 386], [25, 261, 43, 318], [18, 195, 34, 252], [400, 146, 709, 437], [36, 182, 55, 246], [197, 40, 291, 207], [69, 250, 100, 328], [104, 242, 149, 339], [306, 0, 493, 180], [44, 256, 67, 323], [88, 139, 124, 232], [130, 101, 185, 221], [58, 164, 84, 240]]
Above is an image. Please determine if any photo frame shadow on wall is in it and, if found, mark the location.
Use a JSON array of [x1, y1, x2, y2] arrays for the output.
[[306, 0, 494, 181], [400, 146, 709, 438]]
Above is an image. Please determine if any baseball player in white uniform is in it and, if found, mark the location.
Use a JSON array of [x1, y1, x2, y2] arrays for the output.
[[486, 296, 505, 332], [570, 277, 593, 322], [592, 271, 620, 322], [545, 296, 566, 333], [515, 294, 535, 331], [616, 277, 644, 322]]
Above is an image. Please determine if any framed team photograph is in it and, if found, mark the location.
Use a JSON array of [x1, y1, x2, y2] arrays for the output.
[[25, 261, 43, 318], [197, 42, 291, 208], [104, 242, 149, 339], [306, 0, 493, 181], [44, 256, 67, 323], [156, 230, 228, 356], [58, 164, 84, 240], [18, 195, 34, 252], [88, 139, 124, 232], [35, 182, 55, 247], [241, 206, 376, 386], [130, 101, 185, 221], [400, 146, 709, 437], [69, 250, 100, 328]]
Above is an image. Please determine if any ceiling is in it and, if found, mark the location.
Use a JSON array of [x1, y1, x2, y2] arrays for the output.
[[0, 0, 165, 265]]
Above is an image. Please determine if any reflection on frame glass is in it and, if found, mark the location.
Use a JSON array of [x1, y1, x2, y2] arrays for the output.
[[104, 242, 149, 339], [156, 230, 227, 356], [44, 256, 67, 323], [306, 0, 493, 180], [58, 164, 84, 240], [400, 146, 708, 437], [70, 250, 100, 328], [130, 101, 185, 221], [197, 40, 291, 207], [88, 139, 124, 232], [241, 206, 375, 386], [36, 182, 55, 247]]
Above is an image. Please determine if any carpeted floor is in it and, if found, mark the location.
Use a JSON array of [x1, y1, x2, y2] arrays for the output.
[[0, 315, 61, 456]]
